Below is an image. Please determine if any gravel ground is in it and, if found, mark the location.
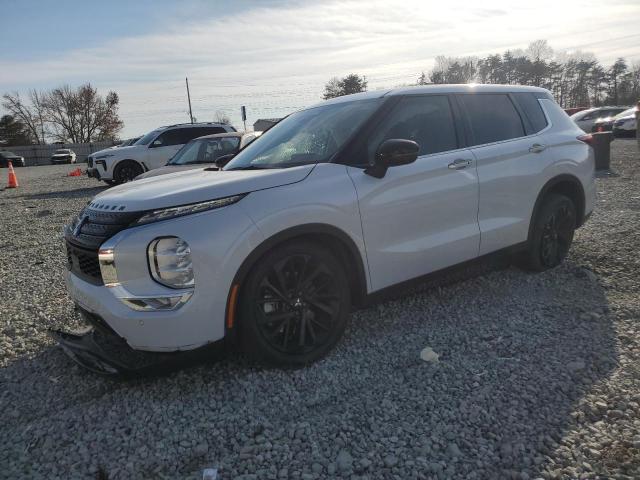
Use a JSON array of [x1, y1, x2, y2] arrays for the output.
[[1, 142, 639, 480]]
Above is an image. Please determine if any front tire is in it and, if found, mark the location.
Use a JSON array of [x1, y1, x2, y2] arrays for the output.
[[239, 242, 350, 366], [519, 194, 577, 271], [113, 160, 143, 185]]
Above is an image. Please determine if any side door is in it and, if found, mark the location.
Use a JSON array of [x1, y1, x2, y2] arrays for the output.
[[347, 95, 480, 292], [146, 129, 187, 169], [456, 92, 551, 256]]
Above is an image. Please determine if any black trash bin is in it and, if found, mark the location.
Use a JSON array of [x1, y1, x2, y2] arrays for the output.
[[592, 131, 613, 171]]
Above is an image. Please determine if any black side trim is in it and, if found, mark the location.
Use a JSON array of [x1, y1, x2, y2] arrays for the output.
[[362, 242, 527, 307]]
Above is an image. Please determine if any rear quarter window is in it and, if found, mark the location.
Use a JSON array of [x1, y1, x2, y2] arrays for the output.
[[513, 92, 549, 134], [458, 94, 526, 146]]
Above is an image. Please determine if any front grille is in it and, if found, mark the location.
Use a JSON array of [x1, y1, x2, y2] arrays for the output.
[[65, 208, 144, 285], [66, 241, 102, 285], [88, 158, 93, 167], [66, 208, 143, 250]]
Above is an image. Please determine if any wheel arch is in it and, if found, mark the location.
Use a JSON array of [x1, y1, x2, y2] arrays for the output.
[[113, 158, 145, 174], [224, 223, 369, 335], [528, 174, 586, 243]]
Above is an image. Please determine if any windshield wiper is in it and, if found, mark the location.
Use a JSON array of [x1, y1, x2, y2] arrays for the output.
[[225, 165, 272, 171]]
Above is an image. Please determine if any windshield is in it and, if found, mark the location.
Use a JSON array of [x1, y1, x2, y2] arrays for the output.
[[134, 130, 161, 146], [55, 149, 69, 154], [168, 136, 241, 165], [224, 99, 382, 171]]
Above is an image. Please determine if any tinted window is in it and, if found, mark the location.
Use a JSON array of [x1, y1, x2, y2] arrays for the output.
[[153, 129, 185, 147], [513, 93, 548, 133], [369, 95, 458, 159], [460, 94, 525, 145]]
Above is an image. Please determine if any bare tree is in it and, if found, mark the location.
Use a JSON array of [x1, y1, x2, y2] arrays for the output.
[[214, 110, 231, 125], [525, 39, 554, 62], [44, 84, 123, 142], [2, 90, 47, 144]]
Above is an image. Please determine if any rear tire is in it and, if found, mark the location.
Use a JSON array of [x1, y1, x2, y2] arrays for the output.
[[518, 194, 576, 271], [113, 160, 143, 185], [239, 241, 350, 366]]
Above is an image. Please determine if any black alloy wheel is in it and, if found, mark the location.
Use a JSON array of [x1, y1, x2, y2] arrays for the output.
[[539, 202, 575, 267], [240, 242, 350, 366], [113, 161, 143, 185], [519, 193, 576, 271]]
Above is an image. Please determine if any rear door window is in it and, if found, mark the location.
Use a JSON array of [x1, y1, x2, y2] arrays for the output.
[[459, 94, 526, 146], [368, 95, 458, 160]]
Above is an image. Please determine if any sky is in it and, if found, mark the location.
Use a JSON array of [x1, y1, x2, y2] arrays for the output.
[[1, 0, 639, 138]]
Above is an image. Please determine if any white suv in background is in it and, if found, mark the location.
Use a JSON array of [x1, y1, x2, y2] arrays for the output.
[[61, 85, 595, 373], [87, 123, 235, 184]]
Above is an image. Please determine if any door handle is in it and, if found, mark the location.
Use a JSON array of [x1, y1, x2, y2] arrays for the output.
[[448, 158, 473, 170], [529, 143, 547, 153]]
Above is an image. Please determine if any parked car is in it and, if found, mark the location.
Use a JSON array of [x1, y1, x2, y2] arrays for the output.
[[86, 123, 236, 185], [135, 132, 261, 180], [612, 107, 638, 138], [115, 137, 142, 148], [564, 107, 588, 116], [60, 84, 595, 373], [591, 116, 615, 133], [570, 106, 628, 133], [0, 150, 25, 167], [51, 148, 77, 164]]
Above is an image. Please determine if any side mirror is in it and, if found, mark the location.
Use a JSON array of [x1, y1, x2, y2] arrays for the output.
[[215, 153, 236, 168], [365, 139, 419, 178]]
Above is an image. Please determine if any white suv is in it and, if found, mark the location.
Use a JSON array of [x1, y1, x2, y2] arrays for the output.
[[62, 85, 595, 371], [87, 123, 235, 185]]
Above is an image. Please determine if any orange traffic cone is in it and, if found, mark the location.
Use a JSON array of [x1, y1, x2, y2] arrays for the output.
[[67, 168, 82, 177], [7, 161, 18, 188]]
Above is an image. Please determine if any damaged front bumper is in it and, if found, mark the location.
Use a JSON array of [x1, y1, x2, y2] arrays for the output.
[[50, 307, 225, 376]]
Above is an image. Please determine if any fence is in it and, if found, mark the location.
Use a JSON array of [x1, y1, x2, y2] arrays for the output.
[[7, 141, 118, 166]]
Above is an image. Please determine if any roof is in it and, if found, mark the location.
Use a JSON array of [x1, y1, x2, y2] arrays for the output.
[[314, 84, 552, 108], [157, 122, 231, 130]]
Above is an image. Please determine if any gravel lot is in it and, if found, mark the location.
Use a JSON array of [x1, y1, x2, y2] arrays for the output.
[[1, 141, 640, 480]]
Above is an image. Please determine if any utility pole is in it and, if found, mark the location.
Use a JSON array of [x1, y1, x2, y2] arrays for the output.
[[241, 106, 247, 131], [186, 77, 194, 124]]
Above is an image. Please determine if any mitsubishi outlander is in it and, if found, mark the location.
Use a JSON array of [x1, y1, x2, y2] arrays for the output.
[[61, 85, 595, 371]]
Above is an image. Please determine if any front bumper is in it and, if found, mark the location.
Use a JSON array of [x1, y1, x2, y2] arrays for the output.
[[63, 204, 263, 351], [86, 167, 101, 179], [50, 312, 225, 376]]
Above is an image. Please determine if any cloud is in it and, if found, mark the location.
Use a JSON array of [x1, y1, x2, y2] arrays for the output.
[[2, 0, 639, 136]]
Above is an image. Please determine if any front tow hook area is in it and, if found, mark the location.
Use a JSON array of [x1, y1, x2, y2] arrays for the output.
[[49, 327, 224, 377]]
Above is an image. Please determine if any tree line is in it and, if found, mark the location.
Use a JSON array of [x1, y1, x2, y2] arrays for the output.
[[323, 40, 640, 108], [1, 83, 123, 146]]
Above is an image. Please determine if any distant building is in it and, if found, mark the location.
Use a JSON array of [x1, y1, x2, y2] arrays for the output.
[[253, 118, 281, 132]]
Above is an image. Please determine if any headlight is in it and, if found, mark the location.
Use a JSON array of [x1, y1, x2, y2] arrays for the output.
[[134, 194, 245, 226], [148, 237, 194, 289]]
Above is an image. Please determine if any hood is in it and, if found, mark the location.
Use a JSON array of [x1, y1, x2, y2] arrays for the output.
[[93, 164, 314, 211], [135, 164, 214, 180], [92, 145, 139, 158]]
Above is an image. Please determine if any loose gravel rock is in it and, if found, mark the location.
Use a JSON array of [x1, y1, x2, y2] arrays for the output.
[[1, 142, 640, 479]]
